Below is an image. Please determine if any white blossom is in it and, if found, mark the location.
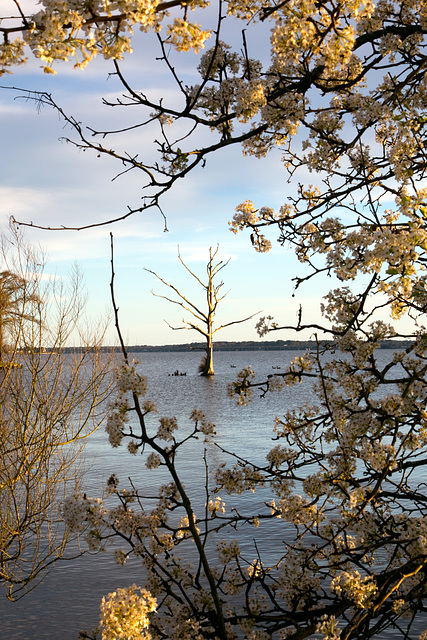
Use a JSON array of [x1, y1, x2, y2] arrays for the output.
[[99, 585, 156, 640]]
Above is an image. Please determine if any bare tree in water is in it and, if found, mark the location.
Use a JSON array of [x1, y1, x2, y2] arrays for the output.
[[145, 246, 257, 376]]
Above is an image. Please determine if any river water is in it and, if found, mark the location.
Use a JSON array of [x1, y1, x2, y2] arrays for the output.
[[0, 348, 420, 639], [2, 349, 307, 640]]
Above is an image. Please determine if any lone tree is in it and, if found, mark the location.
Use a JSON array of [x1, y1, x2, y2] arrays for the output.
[[145, 246, 257, 376]]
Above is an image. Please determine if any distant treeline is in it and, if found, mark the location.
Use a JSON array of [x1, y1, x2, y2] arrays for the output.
[[54, 339, 415, 353], [125, 339, 414, 352]]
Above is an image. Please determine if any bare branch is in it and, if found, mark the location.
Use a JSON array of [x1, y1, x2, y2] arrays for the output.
[[145, 271, 208, 323], [213, 310, 261, 334]]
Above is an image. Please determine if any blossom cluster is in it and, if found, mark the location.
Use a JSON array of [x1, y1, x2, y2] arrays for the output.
[[255, 315, 278, 337], [271, 494, 323, 527], [315, 615, 341, 640], [215, 461, 265, 494], [166, 18, 211, 54], [216, 539, 240, 565], [115, 362, 147, 396], [331, 571, 377, 609], [99, 585, 156, 640], [1, 0, 212, 74], [276, 547, 321, 611], [63, 492, 107, 535], [105, 394, 130, 448], [105, 362, 159, 448], [227, 365, 255, 405], [189, 408, 216, 437], [229, 200, 293, 252], [156, 416, 178, 441], [207, 495, 226, 516], [192, 42, 267, 134]]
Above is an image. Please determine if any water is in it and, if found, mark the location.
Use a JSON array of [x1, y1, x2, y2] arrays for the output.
[[1, 349, 309, 640], [1, 348, 423, 640]]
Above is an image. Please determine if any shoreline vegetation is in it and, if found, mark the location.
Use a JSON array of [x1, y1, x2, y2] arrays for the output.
[[46, 339, 414, 353]]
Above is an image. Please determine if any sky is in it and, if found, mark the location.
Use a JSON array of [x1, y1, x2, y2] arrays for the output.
[[0, 5, 342, 346]]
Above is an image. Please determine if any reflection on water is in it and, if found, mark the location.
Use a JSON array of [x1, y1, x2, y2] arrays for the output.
[[0, 349, 402, 639]]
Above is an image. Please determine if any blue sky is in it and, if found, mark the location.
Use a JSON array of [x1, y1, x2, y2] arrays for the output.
[[0, 15, 334, 346]]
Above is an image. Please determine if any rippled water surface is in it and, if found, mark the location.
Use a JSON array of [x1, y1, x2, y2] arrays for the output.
[[0, 349, 409, 639]]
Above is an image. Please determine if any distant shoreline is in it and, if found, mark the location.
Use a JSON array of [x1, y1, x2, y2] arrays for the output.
[[79, 339, 413, 353], [38, 339, 414, 354]]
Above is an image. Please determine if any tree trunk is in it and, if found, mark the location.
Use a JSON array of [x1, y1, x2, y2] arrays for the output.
[[199, 261, 215, 376], [200, 339, 214, 376]]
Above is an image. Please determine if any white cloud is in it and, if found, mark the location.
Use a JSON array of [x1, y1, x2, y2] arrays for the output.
[[0, 186, 54, 218]]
